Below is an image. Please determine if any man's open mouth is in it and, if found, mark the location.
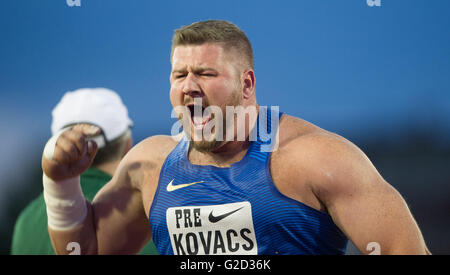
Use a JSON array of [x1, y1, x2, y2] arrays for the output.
[[186, 103, 213, 129]]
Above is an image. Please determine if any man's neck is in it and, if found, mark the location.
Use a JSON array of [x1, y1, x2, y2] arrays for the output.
[[189, 140, 251, 167]]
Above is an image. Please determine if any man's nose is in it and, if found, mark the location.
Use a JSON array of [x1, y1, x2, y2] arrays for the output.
[[182, 74, 203, 98]]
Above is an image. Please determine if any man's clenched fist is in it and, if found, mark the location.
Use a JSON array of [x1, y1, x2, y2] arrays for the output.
[[42, 124, 100, 181]]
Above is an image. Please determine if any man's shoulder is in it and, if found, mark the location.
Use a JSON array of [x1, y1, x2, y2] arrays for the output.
[[278, 114, 351, 150], [276, 114, 375, 194], [276, 114, 367, 178]]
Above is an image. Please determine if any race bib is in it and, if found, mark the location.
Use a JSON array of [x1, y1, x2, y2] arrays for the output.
[[166, 201, 258, 255]]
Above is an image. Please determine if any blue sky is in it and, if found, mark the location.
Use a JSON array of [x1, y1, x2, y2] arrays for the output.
[[1, 0, 449, 146]]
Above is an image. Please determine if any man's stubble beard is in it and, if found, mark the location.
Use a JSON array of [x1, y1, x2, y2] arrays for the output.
[[189, 84, 243, 153]]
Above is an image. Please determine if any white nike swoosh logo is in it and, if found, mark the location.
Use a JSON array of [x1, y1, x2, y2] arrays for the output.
[[166, 179, 205, 192]]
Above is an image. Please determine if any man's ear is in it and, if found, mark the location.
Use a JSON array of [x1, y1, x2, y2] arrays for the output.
[[242, 69, 255, 99]]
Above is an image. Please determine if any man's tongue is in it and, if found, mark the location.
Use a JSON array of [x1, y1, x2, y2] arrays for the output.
[[192, 107, 210, 126]]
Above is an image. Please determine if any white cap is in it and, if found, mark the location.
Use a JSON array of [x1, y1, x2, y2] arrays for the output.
[[51, 88, 133, 147]]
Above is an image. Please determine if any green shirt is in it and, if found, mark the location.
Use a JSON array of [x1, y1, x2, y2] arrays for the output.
[[11, 168, 158, 255]]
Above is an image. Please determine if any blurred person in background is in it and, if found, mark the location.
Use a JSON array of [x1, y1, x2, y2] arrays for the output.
[[10, 88, 158, 255]]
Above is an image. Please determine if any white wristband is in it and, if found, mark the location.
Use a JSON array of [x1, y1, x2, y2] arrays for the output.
[[43, 173, 88, 230]]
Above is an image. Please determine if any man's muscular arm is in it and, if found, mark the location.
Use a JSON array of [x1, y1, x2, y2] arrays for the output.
[[43, 125, 155, 254], [298, 132, 430, 254], [48, 154, 151, 254]]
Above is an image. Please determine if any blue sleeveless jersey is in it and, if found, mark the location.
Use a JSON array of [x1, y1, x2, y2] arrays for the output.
[[149, 107, 348, 255]]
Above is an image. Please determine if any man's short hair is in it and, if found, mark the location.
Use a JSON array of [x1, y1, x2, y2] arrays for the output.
[[171, 20, 254, 70]]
